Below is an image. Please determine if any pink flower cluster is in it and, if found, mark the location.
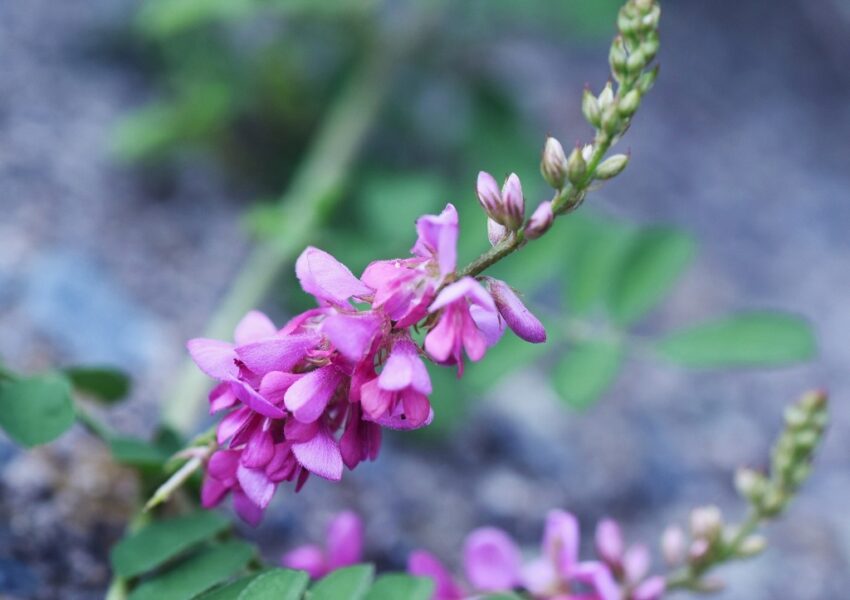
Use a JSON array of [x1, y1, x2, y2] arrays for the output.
[[189, 201, 546, 524], [409, 510, 665, 600]]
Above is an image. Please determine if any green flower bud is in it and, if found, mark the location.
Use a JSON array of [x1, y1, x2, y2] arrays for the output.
[[637, 65, 659, 94], [689, 505, 723, 541], [582, 88, 601, 127], [567, 145, 588, 185], [595, 154, 629, 180], [642, 31, 660, 61], [627, 48, 647, 74], [618, 89, 641, 117], [735, 468, 767, 503], [598, 82, 615, 110], [609, 36, 629, 77], [738, 535, 767, 558]]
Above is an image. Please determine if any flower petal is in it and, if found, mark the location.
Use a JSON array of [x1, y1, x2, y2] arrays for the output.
[[291, 426, 344, 481], [571, 561, 621, 600], [236, 464, 276, 509], [209, 382, 238, 414], [429, 277, 495, 313], [407, 551, 464, 600], [595, 518, 624, 568], [235, 335, 317, 375], [234, 310, 278, 345], [281, 545, 327, 579], [284, 366, 344, 423], [187, 338, 237, 379], [241, 427, 275, 469], [424, 308, 457, 363], [326, 511, 364, 570], [231, 379, 287, 419], [543, 510, 580, 577], [487, 278, 546, 343], [623, 543, 651, 584], [232, 490, 264, 527], [412, 204, 458, 276], [463, 527, 522, 592], [322, 312, 382, 363], [633, 576, 666, 600], [296, 246, 372, 306], [379, 339, 430, 393], [258, 371, 302, 405]]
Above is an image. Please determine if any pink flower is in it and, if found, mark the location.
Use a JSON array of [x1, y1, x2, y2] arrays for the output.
[[360, 339, 433, 429], [485, 277, 546, 343], [595, 519, 666, 600], [282, 511, 364, 578], [477, 172, 525, 230], [411, 203, 459, 277], [424, 277, 504, 374]]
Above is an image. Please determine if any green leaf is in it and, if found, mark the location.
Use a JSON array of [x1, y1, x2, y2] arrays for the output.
[[465, 327, 552, 392], [564, 219, 636, 316], [128, 540, 254, 600], [111, 512, 230, 578], [364, 574, 434, 600], [359, 173, 447, 248], [553, 340, 624, 409], [608, 227, 695, 326], [656, 312, 816, 368], [108, 436, 171, 468], [310, 564, 375, 600], [482, 594, 526, 600], [0, 374, 75, 447], [237, 568, 309, 600], [196, 575, 255, 600], [65, 366, 131, 403]]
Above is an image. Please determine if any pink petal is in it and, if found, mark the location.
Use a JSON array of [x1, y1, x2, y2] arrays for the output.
[[476, 171, 502, 214], [296, 246, 372, 306], [235, 335, 317, 375], [232, 490, 264, 527], [340, 406, 382, 469], [501, 173, 524, 221], [487, 278, 546, 343], [623, 544, 651, 584], [544, 510, 580, 577], [326, 511, 364, 570], [200, 475, 229, 508], [429, 277, 496, 313], [379, 339, 431, 394], [322, 312, 382, 362], [412, 204, 458, 276], [209, 382, 238, 414], [360, 378, 393, 421], [463, 527, 522, 592], [187, 338, 237, 379], [217, 406, 254, 445], [258, 371, 302, 405], [234, 310, 278, 345], [361, 259, 406, 290], [520, 557, 558, 596], [407, 551, 464, 600], [236, 464, 276, 509], [633, 576, 666, 600], [281, 545, 327, 579], [461, 311, 488, 362], [488, 218, 508, 246], [400, 390, 432, 428], [231, 379, 287, 419], [284, 366, 344, 423], [595, 518, 624, 568], [571, 561, 621, 600], [241, 427, 275, 468], [207, 450, 240, 482], [424, 309, 457, 363], [291, 426, 344, 481], [373, 406, 434, 431]]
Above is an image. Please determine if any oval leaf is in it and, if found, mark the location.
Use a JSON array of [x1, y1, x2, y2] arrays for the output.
[[311, 564, 375, 600], [608, 227, 695, 326], [128, 540, 253, 600], [111, 512, 230, 578], [656, 312, 816, 368], [553, 340, 624, 410], [109, 436, 171, 468], [237, 568, 309, 600], [65, 366, 131, 403], [0, 374, 75, 447], [364, 574, 434, 600]]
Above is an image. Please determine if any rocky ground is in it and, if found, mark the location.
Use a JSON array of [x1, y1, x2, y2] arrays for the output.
[[1, 0, 849, 598]]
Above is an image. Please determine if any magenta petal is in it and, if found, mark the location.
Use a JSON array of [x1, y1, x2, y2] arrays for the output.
[[232, 380, 286, 419], [487, 278, 546, 343], [258, 371, 302, 405], [595, 518, 624, 568], [544, 510, 580, 577], [326, 511, 364, 570], [291, 426, 344, 481], [571, 561, 621, 600], [281, 544, 327, 579], [242, 427, 275, 468], [429, 277, 496, 313], [374, 406, 434, 431], [633, 576, 666, 600], [408, 550, 464, 600], [235, 335, 316, 375], [424, 309, 456, 363], [232, 490, 264, 527], [296, 246, 372, 305], [187, 338, 238, 379], [463, 527, 522, 592], [379, 339, 431, 394], [236, 464, 276, 509], [200, 475, 228, 508], [469, 303, 505, 348], [360, 378, 392, 421], [623, 543, 651, 583], [207, 450, 240, 482], [322, 312, 382, 362], [520, 557, 558, 596], [234, 310, 278, 345], [412, 204, 458, 276], [209, 382, 238, 414], [284, 366, 344, 423], [460, 311, 488, 362], [217, 406, 253, 445]]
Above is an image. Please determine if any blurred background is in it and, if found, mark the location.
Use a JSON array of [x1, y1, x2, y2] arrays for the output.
[[1, 0, 850, 598]]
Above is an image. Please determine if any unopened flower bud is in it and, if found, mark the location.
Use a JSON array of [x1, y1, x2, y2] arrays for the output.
[[617, 11, 639, 36], [642, 31, 660, 61], [598, 82, 615, 110], [582, 88, 601, 128], [688, 537, 711, 564], [525, 201, 554, 240], [477, 171, 502, 217], [476, 171, 525, 230], [637, 65, 659, 94], [609, 36, 629, 76], [541, 137, 568, 189], [689, 506, 723, 540], [661, 525, 686, 566], [567, 145, 588, 185], [619, 89, 641, 117], [627, 48, 647, 74], [784, 405, 808, 429], [600, 105, 622, 134], [488, 218, 508, 247], [734, 468, 767, 503], [738, 535, 767, 557], [641, 5, 661, 31], [595, 154, 629, 180]]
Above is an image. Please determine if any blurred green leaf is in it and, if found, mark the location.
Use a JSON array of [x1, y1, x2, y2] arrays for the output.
[[360, 173, 448, 248], [0, 374, 75, 447], [465, 326, 552, 392], [111, 512, 230, 578], [196, 575, 256, 600], [109, 436, 171, 468], [553, 339, 624, 409], [656, 312, 816, 368], [128, 540, 254, 600], [236, 568, 309, 600], [310, 565, 375, 600], [364, 574, 434, 600], [564, 219, 635, 316], [65, 366, 131, 403], [608, 227, 696, 326], [482, 594, 525, 600]]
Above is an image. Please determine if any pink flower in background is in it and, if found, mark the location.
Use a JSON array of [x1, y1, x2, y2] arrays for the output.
[[281, 511, 364, 579], [424, 276, 503, 374], [595, 519, 666, 600]]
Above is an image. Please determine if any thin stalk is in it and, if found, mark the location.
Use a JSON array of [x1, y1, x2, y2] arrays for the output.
[[161, 20, 432, 434]]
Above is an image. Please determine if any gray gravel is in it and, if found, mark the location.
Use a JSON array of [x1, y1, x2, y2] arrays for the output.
[[2, 0, 849, 598]]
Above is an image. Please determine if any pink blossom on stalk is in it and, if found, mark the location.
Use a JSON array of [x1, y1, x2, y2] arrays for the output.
[[526, 200, 554, 240], [486, 277, 546, 343], [411, 203, 459, 278], [595, 519, 666, 600], [424, 277, 504, 374], [281, 511, 364, 578], [476, 171, 525, 230]]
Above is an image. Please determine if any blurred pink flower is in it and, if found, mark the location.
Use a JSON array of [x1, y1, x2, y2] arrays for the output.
[[281, 511, 364, 578]]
